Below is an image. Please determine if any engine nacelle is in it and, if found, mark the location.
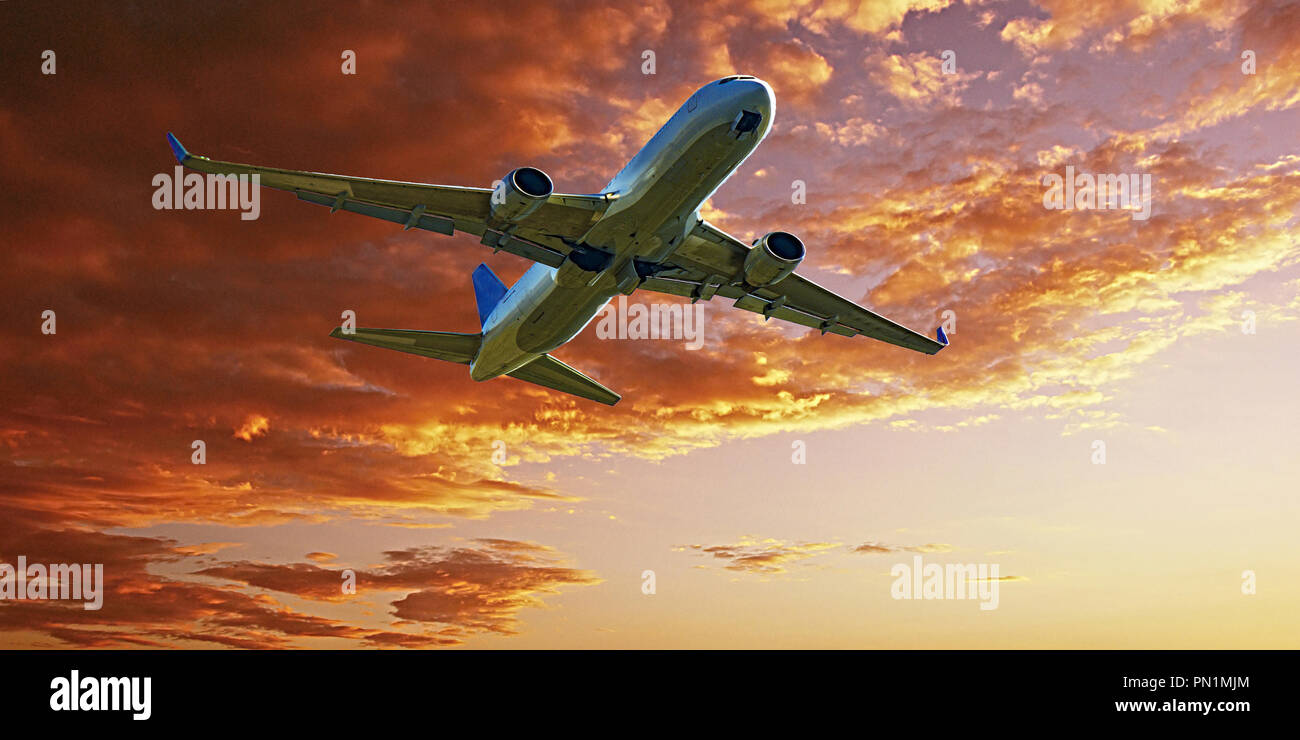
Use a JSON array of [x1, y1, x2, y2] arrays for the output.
[[490, 167, 553, 223], [743, 231, 804, 287]]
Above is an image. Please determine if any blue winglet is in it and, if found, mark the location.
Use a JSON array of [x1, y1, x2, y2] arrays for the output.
[[936, 326, 949, 347], [166, 132, 190, 164]]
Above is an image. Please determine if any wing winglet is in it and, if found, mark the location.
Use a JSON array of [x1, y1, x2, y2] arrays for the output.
[[936, 326, 949, 348], [166, 132, 190, 164]]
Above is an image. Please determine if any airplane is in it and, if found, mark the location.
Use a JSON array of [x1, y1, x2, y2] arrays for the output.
[[166, 75, 947, 406]]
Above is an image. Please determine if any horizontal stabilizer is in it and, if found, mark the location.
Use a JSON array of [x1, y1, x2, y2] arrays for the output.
[[508, 355, 620, 406], [329, 327, 481, 364]]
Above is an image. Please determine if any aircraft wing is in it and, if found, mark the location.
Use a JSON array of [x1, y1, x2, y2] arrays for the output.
[[640, 220, 948, 354], [165, 133, 607, 267]]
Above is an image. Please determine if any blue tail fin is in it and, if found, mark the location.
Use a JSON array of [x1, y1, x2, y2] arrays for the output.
[[472, 263, 508, 327]]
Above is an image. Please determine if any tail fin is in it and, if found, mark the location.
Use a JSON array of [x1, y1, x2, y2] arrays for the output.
[[472, 263, 508, 327]]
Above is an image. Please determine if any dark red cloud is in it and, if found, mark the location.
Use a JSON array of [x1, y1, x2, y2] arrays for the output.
[[1, 511, 595, 648], [199, 539, 599, 638]]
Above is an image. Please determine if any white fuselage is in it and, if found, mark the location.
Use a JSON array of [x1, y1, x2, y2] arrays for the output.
[[470, 76, 775, 380]]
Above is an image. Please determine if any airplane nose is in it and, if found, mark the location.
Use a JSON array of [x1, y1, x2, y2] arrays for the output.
[[728, 78, 774, 136]]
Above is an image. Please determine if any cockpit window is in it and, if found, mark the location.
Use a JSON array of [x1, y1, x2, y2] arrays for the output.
[[734, 109, 762, 133]]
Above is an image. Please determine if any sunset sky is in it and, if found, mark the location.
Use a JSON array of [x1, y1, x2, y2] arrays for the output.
[[2, 0, 1298, 648]]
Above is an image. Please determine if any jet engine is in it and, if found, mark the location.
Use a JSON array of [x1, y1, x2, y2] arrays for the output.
[[490, 167, 553, 223], [743, 231, 804, 286]]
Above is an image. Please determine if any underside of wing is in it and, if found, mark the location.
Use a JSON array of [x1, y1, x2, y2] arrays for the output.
[[507, 355, 621, 406], [166, 133, 607, 267], [642, 220, 948, 354]]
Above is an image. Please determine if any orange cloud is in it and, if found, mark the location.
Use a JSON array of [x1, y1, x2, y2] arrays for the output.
[[199, 539, 600, 640], [865, 50, 977, 108], [802, 0, 956, 35], [684, 536, 841, 574], [853, 541, 955, 554], [234, 414, 270, 441]]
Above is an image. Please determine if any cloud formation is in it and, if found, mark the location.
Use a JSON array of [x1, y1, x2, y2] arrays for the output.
[[684, 537, 842, 574]]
